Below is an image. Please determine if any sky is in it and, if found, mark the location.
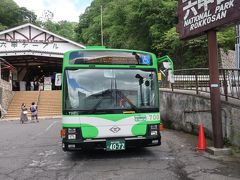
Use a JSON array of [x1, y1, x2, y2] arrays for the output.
[[13, 0, 93, 22]]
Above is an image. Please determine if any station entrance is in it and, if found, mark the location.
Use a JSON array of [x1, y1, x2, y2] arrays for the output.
[[0, 23, 84, 119], [0, 23, 85, 92], [5, 55, 62, 91]]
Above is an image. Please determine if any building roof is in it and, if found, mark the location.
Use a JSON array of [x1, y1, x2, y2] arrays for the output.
[[0, 23, 85, 48]]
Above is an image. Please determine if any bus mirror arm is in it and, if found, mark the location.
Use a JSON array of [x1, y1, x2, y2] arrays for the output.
[[160, 70, 166, 77], [157, 55, 174, 71]]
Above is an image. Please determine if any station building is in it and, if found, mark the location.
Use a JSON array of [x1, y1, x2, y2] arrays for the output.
[[0, 23, 85, 118]]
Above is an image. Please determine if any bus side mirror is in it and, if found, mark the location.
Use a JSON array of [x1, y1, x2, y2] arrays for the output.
[[163, 62, 171, 69]]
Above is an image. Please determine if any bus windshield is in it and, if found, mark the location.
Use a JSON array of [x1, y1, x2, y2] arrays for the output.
[[64, 69, 158, 114]]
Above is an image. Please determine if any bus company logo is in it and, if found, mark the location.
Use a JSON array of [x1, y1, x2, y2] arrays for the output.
[[134, 115, 147, 122], [109, 126, 121, 133]]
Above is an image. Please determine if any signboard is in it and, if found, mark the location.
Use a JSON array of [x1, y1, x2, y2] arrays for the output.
[[44, 84, 52, 91], [44, 77, 52, 91], [0, 40, 77, 57], [44, 77, 51, 84], [55, 73, 62, 86], [177, 0, 240, 39]]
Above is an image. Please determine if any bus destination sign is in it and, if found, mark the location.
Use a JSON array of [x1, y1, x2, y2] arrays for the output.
[[176, 0, 240, 39]]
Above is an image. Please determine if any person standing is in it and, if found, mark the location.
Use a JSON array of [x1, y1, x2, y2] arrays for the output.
[[20, 103, 28, 124], [34, 81, 39, 91], [30, 81, 34, 91], [30, 102, 38, 122]]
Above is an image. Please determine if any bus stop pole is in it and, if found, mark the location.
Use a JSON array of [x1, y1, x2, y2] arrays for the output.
[[207, 30, 224, 148]]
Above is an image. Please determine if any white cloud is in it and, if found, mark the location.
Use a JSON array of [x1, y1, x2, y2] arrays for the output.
[[13, 0, 92, 22]]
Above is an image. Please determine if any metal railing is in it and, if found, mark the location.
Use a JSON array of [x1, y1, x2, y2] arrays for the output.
[[160, 68, 240, 101]]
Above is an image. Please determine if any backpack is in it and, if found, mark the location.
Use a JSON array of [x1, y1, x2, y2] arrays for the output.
[[30, 105, 36, 112]]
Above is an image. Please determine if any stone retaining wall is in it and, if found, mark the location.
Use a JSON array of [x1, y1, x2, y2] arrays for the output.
[[160, 90, 240, 147], [0, 84, 14, 114]]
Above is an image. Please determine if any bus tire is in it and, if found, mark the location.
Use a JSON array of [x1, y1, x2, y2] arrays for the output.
[[62, 143, 69, 151]]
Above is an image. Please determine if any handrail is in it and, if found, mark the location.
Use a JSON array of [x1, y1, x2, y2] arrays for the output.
[[159, 68, 240, 101], [36, 90, 41, 106], [174, 68, 240, 72]]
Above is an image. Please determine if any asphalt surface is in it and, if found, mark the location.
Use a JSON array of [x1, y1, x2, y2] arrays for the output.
[[0, 119, 239, 180]]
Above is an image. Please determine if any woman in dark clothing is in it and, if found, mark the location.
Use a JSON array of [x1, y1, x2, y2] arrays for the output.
[[20, 103, 28, 124]]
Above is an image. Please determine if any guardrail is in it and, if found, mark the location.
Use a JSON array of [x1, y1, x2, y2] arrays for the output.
[[160, 68, 240, 101]]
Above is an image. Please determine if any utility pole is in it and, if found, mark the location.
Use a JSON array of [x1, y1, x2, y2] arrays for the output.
[[101, 5, 104, 46], [207, 30, 224, 148], [236, 23, 240, 68]]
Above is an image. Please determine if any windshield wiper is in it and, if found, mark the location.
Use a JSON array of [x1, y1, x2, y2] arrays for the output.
[[87, 89, 113, 114], [87, 89, 140, 114], [115, 90, 139, 113]]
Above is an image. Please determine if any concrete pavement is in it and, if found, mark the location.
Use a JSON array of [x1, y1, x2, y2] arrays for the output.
[[0, 119, 239, 180]]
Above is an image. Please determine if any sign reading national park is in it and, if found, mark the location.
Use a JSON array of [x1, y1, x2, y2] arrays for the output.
[[176, 0, 240, 39]]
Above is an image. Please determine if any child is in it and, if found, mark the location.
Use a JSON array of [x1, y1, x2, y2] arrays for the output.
[[30, 102, 38, 122]]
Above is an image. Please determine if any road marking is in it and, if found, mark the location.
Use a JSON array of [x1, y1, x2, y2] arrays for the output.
[[46, 120, 58, 132], [33, 120, 59, 139]]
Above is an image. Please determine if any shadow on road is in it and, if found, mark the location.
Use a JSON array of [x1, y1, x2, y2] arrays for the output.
[[67, 148, 157, 161]]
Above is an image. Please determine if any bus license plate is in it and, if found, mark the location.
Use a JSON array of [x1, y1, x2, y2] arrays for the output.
[[106, 139, 125, 151]]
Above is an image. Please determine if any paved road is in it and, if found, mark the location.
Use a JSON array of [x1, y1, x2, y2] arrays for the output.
[[0, 119, 239, 180]]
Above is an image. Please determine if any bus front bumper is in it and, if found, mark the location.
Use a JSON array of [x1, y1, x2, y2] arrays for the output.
[[62, 135, 161, 151]]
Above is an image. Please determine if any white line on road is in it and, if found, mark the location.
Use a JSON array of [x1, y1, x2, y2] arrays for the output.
[[45, 120, 58, 132]]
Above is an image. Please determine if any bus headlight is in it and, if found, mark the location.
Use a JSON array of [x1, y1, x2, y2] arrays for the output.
[[68, 128, 76, 134], [151, 131, 158, 136], [68, 134, 76, 140], [149, 125, 159, 136], [150, 125, 158, 130]]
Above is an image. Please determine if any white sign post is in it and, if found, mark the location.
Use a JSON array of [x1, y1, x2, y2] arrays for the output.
[[55, 73, 62, 86]]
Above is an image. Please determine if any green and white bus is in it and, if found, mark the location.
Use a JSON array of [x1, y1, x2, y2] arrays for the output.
[[61, 46, 173, 151]]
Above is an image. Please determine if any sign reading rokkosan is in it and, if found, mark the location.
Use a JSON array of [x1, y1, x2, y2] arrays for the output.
[[176, 0, 240, 39]]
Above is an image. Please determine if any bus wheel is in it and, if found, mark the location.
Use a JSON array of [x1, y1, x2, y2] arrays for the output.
[[62, 143, 69, 151]]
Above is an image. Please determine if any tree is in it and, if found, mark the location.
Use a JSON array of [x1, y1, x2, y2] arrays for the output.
[[41, 20, 78, 41], [76, 0, 236, 68], [76, 0, 177, 52], [217, 26, 235, 51], [0, 0, 36, 30]]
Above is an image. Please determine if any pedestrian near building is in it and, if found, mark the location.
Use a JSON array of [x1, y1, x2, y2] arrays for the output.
[[30, 102, 38, 122], [34, 81, 39, 91], [20, 103, 28, 124], [30, 81, 34, 91]]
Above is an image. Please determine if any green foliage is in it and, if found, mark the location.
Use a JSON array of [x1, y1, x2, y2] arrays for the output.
[[76, 0, 236, 68], [76, 0, 177, 52], [0, 0, 21, 28], [159, 26, 236, 68], [158, 27, 208, 68], [0, 0, 236, 69], [0, 1, 77, 42], [42, 21, 78, 41], [217, 26, 235, 51], [0, 0, 36, 29]]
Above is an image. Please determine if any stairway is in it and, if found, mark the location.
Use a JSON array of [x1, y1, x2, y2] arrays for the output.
[[4, 90, 61, 120], [37, 90, 61, 117], [5, 91, 39, 119]]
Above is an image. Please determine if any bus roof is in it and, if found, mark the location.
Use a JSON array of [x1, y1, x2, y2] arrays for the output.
[[63, 47, 158, 69]]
